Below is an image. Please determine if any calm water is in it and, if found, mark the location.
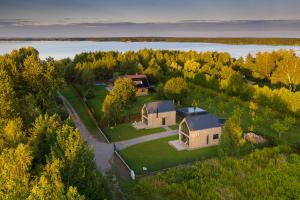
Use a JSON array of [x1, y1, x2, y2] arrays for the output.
[[0, 41, 299, 60]]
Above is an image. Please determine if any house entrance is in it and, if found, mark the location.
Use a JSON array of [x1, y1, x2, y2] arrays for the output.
[[162, 117, 166, 125]]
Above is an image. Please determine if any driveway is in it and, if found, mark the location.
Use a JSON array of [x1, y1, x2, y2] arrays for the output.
[[115, 130, 177, 150], [58, 92, 114, 173], [59, 91, 178, 174]]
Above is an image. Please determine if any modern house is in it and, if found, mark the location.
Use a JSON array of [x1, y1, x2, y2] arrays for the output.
[[178, 113, 224, 150], [109, 74, 150, 96], [141, 100, 176, 128], [126, 74, 150, 96]]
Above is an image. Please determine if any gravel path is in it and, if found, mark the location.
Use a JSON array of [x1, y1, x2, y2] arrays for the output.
[[115, 130, 178, 150], [58, 92, 114, 173]]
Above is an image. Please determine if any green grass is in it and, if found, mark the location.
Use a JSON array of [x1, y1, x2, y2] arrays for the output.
[[168, 124, 179, 130], [119, 135, 219, 175], [60, 85, 98, 134], [103, 122, 165, 142], [74, 84, 108, 121], [75, 84, 157, 122]]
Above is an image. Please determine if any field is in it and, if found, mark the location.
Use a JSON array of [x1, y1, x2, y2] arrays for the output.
[[119, 135, 219, 175], [103, 122, 166, 142]]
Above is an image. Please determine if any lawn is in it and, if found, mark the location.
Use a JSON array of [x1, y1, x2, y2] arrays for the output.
[[119, 135, 219, 175], [74, 84, 108, 121], [168, 124, 179, 130], [60, 85, 98, 134], [75, 84, 157, 122], [103, 122, 166, 142]]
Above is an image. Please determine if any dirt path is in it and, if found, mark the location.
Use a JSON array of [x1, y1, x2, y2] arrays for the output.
[[58, 92, 114, 173]]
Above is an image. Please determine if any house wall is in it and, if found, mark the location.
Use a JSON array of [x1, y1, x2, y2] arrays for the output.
[[136, 88, 148, 96], [147, 111, 176, 128], [188, 127, 222, 149]]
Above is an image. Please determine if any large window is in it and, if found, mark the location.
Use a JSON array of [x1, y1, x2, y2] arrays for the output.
[[213, 134, 219, 140], [180, 122, 189, 135]]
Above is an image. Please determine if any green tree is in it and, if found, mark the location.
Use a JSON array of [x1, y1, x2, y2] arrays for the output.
[[102, 77, 136, 125], [0, 144, 32, 199], [80, 68, 95, 97], [3, 118, 26, 148], [164, 77, 188, 105], [219, 114, 243, 156], [272, 115, 296, 140], [271, 51, 300, 91]]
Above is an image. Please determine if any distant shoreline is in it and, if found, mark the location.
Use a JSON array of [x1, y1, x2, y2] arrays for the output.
[[1, 37, 300, 46]]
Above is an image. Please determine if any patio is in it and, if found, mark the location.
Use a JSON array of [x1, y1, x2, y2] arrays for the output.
[[168, 140, 188, 151], [132, 121, 148, 130]]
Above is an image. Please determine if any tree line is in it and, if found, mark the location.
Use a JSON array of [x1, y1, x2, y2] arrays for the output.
[[0, 48, 106, 199], [65, 49, 300, 115]]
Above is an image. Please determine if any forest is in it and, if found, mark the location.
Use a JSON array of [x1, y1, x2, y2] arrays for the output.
[[0, 48, 107, 199], [1, 47, 300, 199], [67, 48, 300, 117], [2, 37, 300, 46]]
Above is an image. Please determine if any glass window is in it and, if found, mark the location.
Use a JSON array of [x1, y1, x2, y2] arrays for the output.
[[213, 134, 219, 140]]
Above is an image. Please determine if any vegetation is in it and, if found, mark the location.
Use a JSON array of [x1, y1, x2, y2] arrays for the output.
[[219, 110, 243, 156], [2, 46, 300, 199], [103, 122, 165, 142], [75, 84, 108, 121], [102, 77, 136, 125], [4, 37, 300, 46], [60, 85, 98, 134], [163, 77, 188, 105], [123, 146, 300, 200], [0, 48, 107, 199], [119, 135, 219, 175]]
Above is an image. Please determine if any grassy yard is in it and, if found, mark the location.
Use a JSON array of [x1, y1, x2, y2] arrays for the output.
[[75, 84, 157, 122], [119, 135, 219, 175], [74, 84, 108, 121], [60, 85, 98, 134], [168, 124, 179, 130], [103, 122, 166, 142]]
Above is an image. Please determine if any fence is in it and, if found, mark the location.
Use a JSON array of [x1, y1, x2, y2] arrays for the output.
[[71, 84, 138, 179]]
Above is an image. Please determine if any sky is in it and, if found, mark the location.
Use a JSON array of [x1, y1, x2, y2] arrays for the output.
[[0, 0, 300, 37]]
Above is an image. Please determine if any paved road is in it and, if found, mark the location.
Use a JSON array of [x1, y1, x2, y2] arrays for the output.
[[59, 91, 178, 174], [115, 130, 177, 150]]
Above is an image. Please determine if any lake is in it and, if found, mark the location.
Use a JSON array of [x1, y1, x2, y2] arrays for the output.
[[0, 41, 299, 60]]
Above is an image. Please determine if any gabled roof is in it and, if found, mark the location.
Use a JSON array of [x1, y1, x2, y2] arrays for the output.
[[184, 114, 222, 131], [110, 74, 150, 88], [145, 100, 175, 114], [126, 74, 147, 79]]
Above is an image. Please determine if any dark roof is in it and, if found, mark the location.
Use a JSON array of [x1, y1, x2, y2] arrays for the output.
[[110, 74, 150, 88], [177, 107, 207, 117], [145, 100, 175, 114], [126, 74, 147, 79], [185, 114, 222, 131]]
